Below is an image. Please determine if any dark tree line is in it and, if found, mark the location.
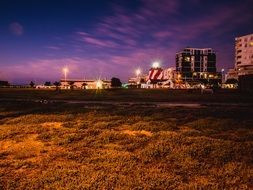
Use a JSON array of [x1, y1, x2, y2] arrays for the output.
[[111, 77, 122, 87]]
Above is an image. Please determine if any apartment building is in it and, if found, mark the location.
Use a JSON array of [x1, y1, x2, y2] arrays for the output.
[[176, 48, 216, 77], [235, 33, 253, 92], [175, 48, 220, 85], [235, 33, 253, 75]]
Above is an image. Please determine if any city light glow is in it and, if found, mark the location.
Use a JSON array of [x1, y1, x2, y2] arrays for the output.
[[152, 62, 160, 68], [96, 80, 103, 89], [136, 69, 141, 76], [63, 67, 69, 74], [63, 67, 69, 86]]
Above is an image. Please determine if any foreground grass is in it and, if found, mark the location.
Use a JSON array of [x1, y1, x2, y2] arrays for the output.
[[0, 101, 252, 189]]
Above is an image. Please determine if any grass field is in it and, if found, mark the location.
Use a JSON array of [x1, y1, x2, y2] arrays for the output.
[[1, 88, 253, 103], [0, 89, 252, 189]]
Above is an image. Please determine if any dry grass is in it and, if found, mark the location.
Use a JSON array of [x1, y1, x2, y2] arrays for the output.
[[0, 99, 252, 189]]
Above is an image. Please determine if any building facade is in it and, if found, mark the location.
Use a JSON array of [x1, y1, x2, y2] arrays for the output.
[[235, 33, 253, 76], [235, 33, 253, 92], [60, 79, 111, 89], [176, 48, 220, 84], [225, 68, 238, 81], [176, 48, 216, 74]]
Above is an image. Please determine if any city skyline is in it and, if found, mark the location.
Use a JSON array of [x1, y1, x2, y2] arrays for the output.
[[0, 0, 253, 84]]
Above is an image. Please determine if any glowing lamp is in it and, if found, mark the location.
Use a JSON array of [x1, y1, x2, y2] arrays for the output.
[[152, 62, 160, 68], [136, 69, 141, 76], [63, 67, 69, 85], [63, 67, 69, 74], [96, 80, 103, 89]]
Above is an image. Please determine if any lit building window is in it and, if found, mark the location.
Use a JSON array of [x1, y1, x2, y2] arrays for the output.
[[184, 57, 190, 62]]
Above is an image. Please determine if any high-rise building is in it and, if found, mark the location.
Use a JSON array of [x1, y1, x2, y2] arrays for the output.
[[176, 48, 216, 73], [235, 33, 253, 75], [176, 48, 218, 81], [235, 33, 253, 92]]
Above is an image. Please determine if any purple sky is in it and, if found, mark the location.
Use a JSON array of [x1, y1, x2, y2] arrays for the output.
[[0, 0, 252, 84]]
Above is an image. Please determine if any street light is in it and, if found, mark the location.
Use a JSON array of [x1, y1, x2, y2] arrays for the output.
[[152, 61, 160, 68], [221, 68, 224, 83], [96, 80, 103, 89], [63, 67, 69, 87], [135, 69, 141, 86], [136, 69, 141, 77]]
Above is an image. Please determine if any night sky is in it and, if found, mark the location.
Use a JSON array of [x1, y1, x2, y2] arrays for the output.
[[0, 0, 252, 84]]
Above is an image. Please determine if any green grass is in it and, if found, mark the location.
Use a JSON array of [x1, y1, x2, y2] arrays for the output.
[[0, 90, 252, 189]]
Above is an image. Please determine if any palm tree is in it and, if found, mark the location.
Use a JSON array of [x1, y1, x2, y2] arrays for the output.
[[81, 82, 87, 90], [30, 81, 35, 88], [111, 77, 122, 88], [53, 81, 61, 91], [44, 81, 51, 86], [68, 81, 75, 90]]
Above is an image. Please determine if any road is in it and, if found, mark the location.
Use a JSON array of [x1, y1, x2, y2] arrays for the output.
[[0, 98, 252, 108]]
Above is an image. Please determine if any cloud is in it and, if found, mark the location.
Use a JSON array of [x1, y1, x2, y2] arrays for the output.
[[9, 22, 24, 36], [45, 46, 61, 50], [75, 0, 252, 70], [82, 36, 118, 48], [4, 0, 252, 83]]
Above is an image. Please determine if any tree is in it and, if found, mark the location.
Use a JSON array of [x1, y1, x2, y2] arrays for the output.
[[68, 81, 75, 90], [30, 81, 35, 88], [140, 78, 146, 84], [82, 82, 87, 89], [0, 81, 10, 86], [44, 81, 51, 86], [53, 81, 61, 91], [111, 77, 122, 88]]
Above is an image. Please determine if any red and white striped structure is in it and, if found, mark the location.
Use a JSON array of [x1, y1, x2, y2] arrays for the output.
[[148, 68, 164, 80]]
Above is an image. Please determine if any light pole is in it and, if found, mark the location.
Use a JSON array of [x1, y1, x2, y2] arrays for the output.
[[136, 69, 141, 78], [63, 67, 68, 87], [221, 68, 224, 83], [152, 61, 160, 69], [135, 69, 141, 87]]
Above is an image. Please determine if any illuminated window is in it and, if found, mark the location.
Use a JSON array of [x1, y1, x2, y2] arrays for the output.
[[184, 57, 190, 62]]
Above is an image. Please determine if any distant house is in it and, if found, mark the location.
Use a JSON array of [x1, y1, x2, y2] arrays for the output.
[[60, 79, 111, 89], [0, 80, 10, 87], [35, 85, 56, 89], [225, 68, 238, 81]]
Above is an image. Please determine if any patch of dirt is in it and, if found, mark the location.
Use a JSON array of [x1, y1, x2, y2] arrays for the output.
[[104, 143, 121, 149], [122, 130, 152, 137], [41, 122, 62, 129], [0, 134, 44, 159]]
